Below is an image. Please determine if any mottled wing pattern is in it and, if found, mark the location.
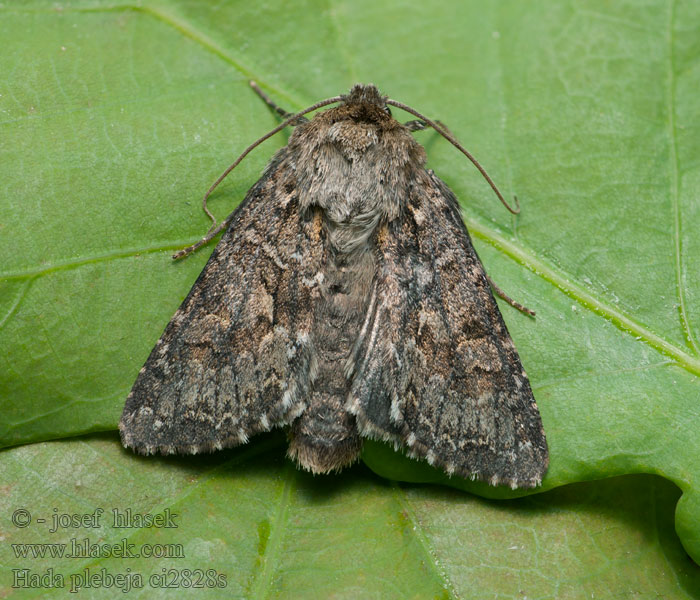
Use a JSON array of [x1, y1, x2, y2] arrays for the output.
[[349, 172, 548, 488], [120, 150, 324, 454]]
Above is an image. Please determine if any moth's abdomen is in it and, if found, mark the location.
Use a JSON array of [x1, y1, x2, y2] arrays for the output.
[[288, 318, 364, 472], [286, 273, 370, 473], [287, 210, 377, 473], [287, 393, 362, 473]]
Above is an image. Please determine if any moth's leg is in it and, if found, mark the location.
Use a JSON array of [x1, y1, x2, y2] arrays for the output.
[[404, 119, 452, 134], [250, 81, 308, 126], [404, 119, 429, 131], [486, 275, 536, 318]]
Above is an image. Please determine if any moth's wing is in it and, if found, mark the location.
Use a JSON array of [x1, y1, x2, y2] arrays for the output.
[[349, 172, 548, 488], [120, 151, 324, 454]]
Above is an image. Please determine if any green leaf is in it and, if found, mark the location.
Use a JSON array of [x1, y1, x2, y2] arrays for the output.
[[1, 437, 699, 598], [2, 0, 700, 595]]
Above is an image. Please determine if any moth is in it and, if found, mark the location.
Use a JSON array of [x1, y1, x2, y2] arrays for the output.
[[120, 82, 548, 489]]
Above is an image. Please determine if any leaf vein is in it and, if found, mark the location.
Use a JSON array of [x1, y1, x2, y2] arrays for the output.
[[393, 484, 461, 600], [666, 0, 698, 356]]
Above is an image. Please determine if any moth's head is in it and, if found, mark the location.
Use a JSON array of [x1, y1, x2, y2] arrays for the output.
[[343, 84, 387, 108], [291, 83, 417, 163], [338, 84, 393, 125]]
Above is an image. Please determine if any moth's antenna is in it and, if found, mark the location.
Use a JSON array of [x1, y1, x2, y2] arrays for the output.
[[386, 99, 520, 215], [174, 87, 344, 259]]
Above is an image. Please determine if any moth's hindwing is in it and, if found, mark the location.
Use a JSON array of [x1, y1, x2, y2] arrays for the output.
[[120, 150, 323, 454], [348, 172, 548, 488]]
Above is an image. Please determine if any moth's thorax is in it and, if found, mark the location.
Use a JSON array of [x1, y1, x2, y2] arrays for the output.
[[288, 93, 428, 255]]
